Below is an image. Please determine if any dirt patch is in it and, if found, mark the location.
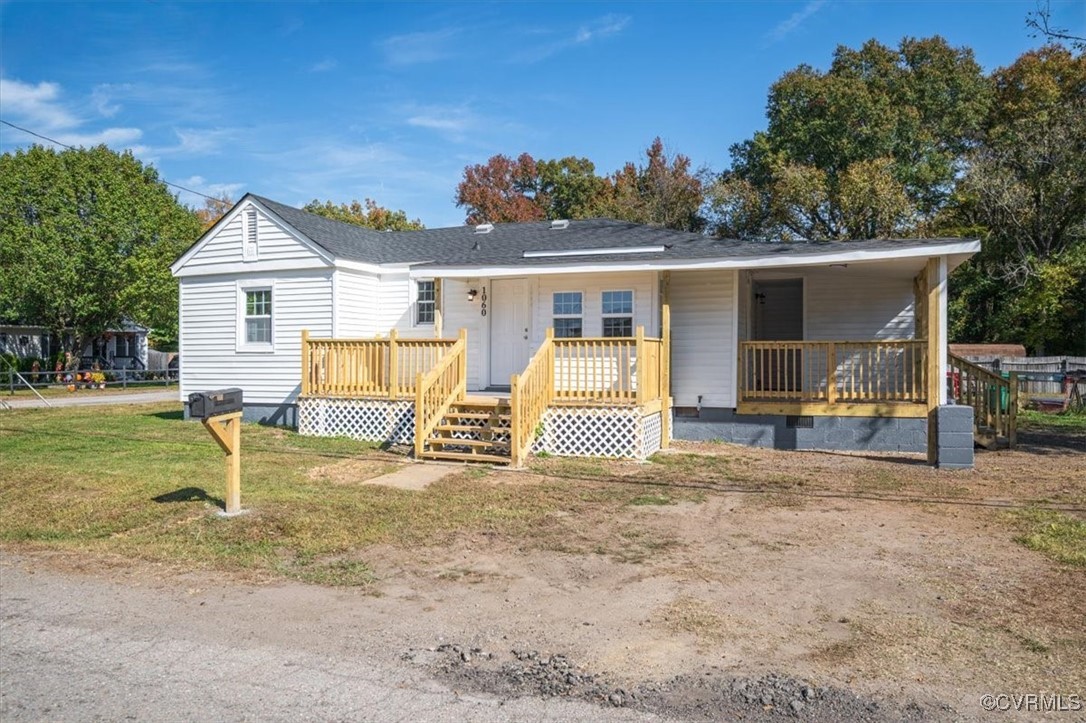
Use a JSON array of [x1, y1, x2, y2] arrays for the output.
[[304, 458, 398, 484]]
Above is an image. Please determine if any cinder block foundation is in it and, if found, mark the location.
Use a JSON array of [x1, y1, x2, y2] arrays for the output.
[[933, 404, 974, 470]]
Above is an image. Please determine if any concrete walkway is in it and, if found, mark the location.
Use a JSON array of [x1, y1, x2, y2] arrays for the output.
[[363, 463, 461, 491], [2, 389, 178, 409]]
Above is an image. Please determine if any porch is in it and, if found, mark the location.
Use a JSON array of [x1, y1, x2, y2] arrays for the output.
[[297, 326, 671, 464]]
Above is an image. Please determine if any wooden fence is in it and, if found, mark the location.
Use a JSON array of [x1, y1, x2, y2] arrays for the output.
[[958, 355, 1086, 398]]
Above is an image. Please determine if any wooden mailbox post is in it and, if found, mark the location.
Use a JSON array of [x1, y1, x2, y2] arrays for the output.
[[189, 388, 244, 515]]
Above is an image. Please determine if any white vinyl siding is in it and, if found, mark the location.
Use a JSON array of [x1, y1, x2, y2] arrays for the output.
[[533, 272, 656, 346], [178, 271, 333, 406], [334, 269, 381, 337], [670, 269, 737, 409], [440, 277, 486, 390], [803, 270, 914, 340], [180, 204, 329, 274]]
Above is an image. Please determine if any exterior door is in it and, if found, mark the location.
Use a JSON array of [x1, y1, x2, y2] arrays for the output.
[[489, 277, 531, 387], [752, 279, 804, 392]]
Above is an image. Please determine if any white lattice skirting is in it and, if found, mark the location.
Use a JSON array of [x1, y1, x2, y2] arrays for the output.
[[297, 397, 414, 445], [533, 408, 666, 460]]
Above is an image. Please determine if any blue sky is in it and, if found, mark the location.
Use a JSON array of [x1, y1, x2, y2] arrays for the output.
[[1, 1, 1081, 228]]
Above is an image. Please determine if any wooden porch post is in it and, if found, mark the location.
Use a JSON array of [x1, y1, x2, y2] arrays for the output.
[[546, 327, 555, 401], [635, 325, 646, 405], [388, 329, 399, 399], [661, 271, 671, 448], [300, 329, 310, 397]]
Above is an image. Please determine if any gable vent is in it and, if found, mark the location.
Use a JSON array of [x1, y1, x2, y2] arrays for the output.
[[550, 219, 570, 230], [474, 223, 494, 234], [243, 208, 258, 260]]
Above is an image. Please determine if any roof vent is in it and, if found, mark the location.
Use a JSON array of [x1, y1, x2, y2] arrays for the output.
[[550, 219, 570, 230], [474, 223, 494, 234]]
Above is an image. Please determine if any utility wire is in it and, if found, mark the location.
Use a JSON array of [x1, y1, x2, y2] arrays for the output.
[[0, 118, 220, 202]]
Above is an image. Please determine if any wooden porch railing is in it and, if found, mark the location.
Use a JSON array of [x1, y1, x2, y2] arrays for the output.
[[552, 327, 664, 405], [301, 329, 458, 398], [948, 353, 1018, 447], [738, 340, 928, 411], [414, 330, 468, 458], [510, 329, 556, 466], [510, 326, 666, 465]]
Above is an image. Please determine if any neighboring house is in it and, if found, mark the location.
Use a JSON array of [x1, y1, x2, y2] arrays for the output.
[[0, 322, 149, 370], [172, 194, 984, 466]]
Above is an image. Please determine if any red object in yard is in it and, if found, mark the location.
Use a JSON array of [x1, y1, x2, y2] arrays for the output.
[[946, 371, 961, 399]]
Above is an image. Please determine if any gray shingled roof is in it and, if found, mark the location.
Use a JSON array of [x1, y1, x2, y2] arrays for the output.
[[251, 194, 974, 268]]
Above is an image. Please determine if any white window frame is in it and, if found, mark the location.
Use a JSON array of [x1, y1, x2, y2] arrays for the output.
[[236, 280, 275, 353], [242, 207, 259, 261], [601, 289, 635, 338], [552, 290, 584, 338], [415, 279, 436, 327]]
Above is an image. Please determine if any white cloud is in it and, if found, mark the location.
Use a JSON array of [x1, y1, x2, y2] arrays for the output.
[[767, 0, 827, 43], [0, 77, 80, 130], [309, 57, 338, 73], [90, 83, 131, 117], [405, 105, 477, 139], [379, 27, 461, 66], [51, 127, 144, 147], [512, 14, 630, 63], [574, 14, 630, 44], [175, 175, 245, 204]]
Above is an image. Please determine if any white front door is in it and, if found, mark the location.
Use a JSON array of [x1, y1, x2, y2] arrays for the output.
[[489, 277, 531, 387]]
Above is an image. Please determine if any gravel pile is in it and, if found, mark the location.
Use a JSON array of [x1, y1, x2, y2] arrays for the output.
[[405, 643, 940, 721]]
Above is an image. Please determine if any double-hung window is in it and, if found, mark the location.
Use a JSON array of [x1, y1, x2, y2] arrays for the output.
[[601, 290, 634, 337], [552, 291, 583, 338], [243, 288, 273, 348], [416, 280, 436, 325]]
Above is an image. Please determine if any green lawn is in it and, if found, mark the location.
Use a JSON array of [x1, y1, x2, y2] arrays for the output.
[[1019, 408, 1086, 431], [0, 403, 690, 585]]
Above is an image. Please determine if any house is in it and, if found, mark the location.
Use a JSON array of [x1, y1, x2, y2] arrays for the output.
[[172, 194, 993, 467], [0, 321, 150, 370]]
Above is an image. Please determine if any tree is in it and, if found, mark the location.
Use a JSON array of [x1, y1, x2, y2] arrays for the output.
[[455, 153, 547, 224], [0, 145, 201, 353], [710, 36, 991, 240], [196, 193, 234, 231], [302, 198, 424, 231], [1026, 0, 1086, 52], [942, 45, 1086, 353], [599, 138, 707, 232], [454, 144, 704, 230]]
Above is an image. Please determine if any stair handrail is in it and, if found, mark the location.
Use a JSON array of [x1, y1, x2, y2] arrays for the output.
[[509, 329, 555, 466], [948, 352, 1018, 448], [414, 329, 468, 458]]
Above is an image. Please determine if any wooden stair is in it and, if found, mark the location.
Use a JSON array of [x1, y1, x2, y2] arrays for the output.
[[418, 398, 512, 464]]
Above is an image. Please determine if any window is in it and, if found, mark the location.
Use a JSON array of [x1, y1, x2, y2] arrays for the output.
[[416, 280, 436, 325], [601, 290, 633, 337], [243, 208, 258, 260], [552, 291, 583, 338], [244, 289, 272, 345]]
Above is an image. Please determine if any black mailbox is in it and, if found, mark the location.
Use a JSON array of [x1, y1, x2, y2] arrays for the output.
[[188, 388, 243, 420]]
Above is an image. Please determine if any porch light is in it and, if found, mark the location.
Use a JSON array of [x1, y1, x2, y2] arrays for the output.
[[467, 288, 478, 302]]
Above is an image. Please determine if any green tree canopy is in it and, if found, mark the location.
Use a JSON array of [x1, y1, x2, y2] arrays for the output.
[[303, 198, 424, 230], [942, 45, 1086, 353], [710, 36, 991, 240], [0, 144, 202, 352]]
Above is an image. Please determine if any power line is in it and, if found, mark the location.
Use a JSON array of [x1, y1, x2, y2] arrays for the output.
[[0, 118, 220, 203]]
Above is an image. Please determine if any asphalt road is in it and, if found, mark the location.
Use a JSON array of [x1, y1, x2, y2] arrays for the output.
[[0, 557, 665, 722]]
